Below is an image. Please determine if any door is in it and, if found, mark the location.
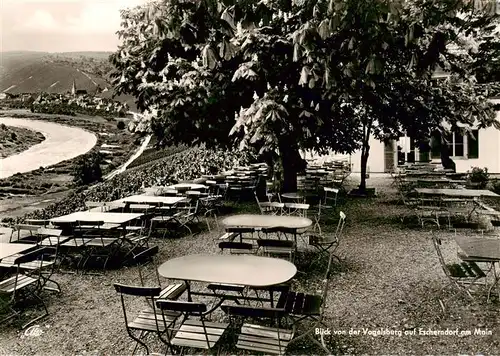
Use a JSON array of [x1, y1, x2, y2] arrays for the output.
[[384, 140, 396, 172]]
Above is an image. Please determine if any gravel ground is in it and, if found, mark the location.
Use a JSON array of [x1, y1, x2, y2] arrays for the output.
[[0, 175, 499, 355]]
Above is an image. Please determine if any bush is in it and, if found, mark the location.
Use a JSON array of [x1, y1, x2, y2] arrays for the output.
[[10, 132, 17, 141], [73, 151, 103, 186], [468, 167, 489, 189], [492, 180, 500, 195], [117, 121, 126, 130]]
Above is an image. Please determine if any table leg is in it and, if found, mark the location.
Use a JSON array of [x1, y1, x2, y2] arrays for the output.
[[185, 280, 192, 302], [487, 262, 500, 303]]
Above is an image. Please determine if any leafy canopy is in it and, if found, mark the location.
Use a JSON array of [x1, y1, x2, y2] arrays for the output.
[[110, 0, 499, 159]]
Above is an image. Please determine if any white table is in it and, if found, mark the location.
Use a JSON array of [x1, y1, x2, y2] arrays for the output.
[[50, 212, 143, 225], [121, 195, 187, 206], [158, 254, 297, 287], [0, 242, 36, 260], [222, 214, 312, 230], [415, 188, 500, 198]]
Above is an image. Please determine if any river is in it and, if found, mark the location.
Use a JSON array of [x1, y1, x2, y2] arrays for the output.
[[0, 117, 97, 179]]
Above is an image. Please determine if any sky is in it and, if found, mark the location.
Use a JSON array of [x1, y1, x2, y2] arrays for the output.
[[0, 0, 150, 52]]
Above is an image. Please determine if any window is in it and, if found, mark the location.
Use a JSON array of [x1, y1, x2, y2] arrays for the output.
[[467, 130, 479, 159], [451, 133, 464, 157], [430, 130, 479, 159]]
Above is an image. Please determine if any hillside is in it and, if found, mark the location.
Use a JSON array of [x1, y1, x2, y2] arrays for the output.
[[0, 51, 137, 110]]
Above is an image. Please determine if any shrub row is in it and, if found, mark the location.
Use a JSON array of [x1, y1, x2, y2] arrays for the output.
[[2, 147, 252, 225]]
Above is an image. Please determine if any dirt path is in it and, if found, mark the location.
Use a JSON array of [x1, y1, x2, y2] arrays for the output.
[[0, 117, 97, 179]]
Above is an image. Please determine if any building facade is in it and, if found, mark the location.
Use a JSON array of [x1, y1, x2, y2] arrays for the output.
[[306, 98, 500, 174]]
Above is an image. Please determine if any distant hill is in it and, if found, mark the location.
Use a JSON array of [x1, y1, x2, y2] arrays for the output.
[[0, 51, 137, 111]]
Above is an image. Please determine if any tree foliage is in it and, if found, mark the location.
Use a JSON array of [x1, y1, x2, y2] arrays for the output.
[[111, 0, 499, 191], [73, 152, 103, 186]]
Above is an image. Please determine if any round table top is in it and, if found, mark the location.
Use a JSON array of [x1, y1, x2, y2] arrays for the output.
[[221, 214, 312, 229], [158, 254, 297, 287]]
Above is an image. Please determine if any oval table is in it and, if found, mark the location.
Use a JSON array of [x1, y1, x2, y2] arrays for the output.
[[158, 254, 297, 303], [221, 214, 312, 230]]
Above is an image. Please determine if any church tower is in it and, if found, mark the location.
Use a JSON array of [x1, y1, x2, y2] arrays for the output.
[[71, 79, 76, 96]]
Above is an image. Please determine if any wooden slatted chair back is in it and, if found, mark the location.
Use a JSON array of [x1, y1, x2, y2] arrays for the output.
[[284, 203, 310, 217], [221, 304, 293, 355], [25, 219, 50, 227], [113, 283, 166, 339], [219, 241, 253, 253], [431, 232, 454, 280]]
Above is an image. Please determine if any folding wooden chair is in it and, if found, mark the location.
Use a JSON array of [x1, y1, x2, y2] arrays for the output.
[[258, 202, 285, 215], [323, 187, 339, 207], [431, 232, 497, 303], [77, 220, 120, 272], [37, 228, 68, 247], [171, 199, 200, 235], [247, 284, 291, 308], [257, 227, 295, 262], [282, 254, 333, 354], [133, 246, 187, 305], [308, 211, 346, 266], [123, 220, 153, 261], [225, 227, 257, 243], [19, 240, 62, 293], [155, 300, 229, 355], [9, 224, 41, 243], [59, 222, 94, 272], [0, 248, 51, 328], [221, 304, 294, 355], [114, 283, 179, 355]]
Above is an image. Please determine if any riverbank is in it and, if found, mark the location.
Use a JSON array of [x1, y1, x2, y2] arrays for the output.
[[0, 124, 45, 158], [0, 110, 138, 219]]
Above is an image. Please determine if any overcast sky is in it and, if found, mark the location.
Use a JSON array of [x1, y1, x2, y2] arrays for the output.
[[1, 0, 149, 52]]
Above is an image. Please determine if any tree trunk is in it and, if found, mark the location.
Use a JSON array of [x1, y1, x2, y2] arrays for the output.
[[359, 119, 373, 193], [278, 138, 304, 193], [359, 146, 370, 193]]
